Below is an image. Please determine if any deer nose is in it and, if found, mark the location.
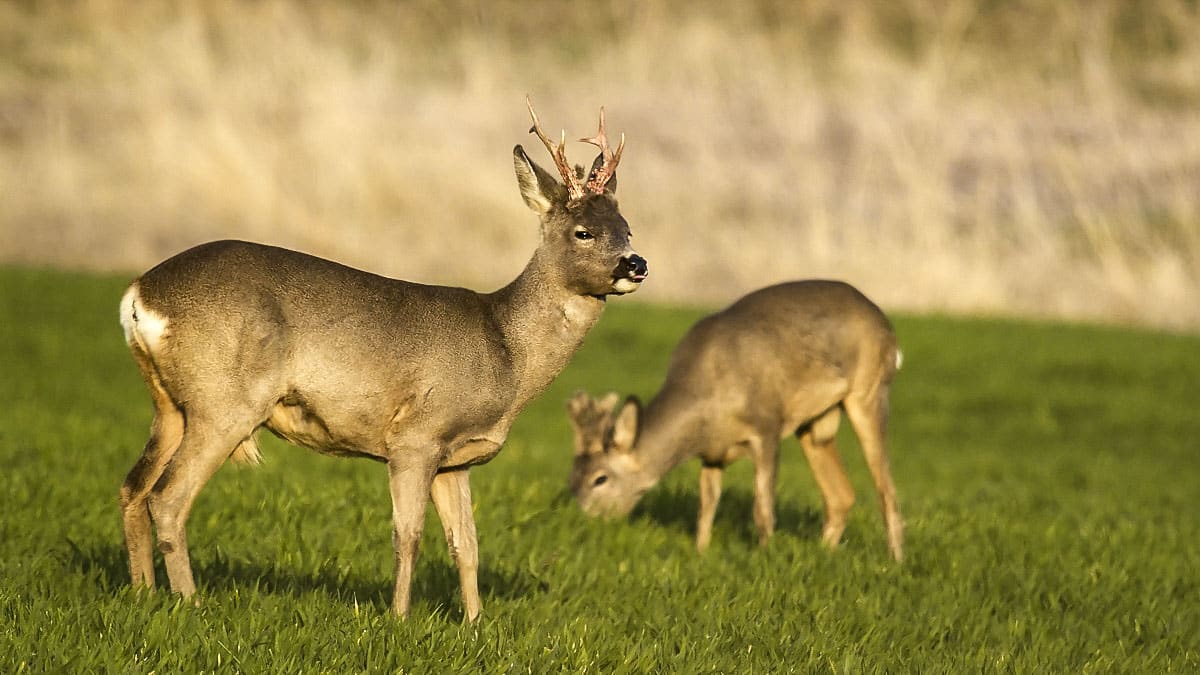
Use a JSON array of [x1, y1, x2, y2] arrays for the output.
[[621, 254, 648, 280]]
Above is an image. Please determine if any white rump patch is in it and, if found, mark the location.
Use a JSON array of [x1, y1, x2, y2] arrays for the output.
[[895, 349, 904, 370], [119, 282, 170, 354]]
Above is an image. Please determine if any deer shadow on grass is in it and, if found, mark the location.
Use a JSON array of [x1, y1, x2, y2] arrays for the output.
[[63, 537, 543, 618], [630, 485, 824, 547]]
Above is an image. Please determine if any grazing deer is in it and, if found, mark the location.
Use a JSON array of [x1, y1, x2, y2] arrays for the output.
[[118, 99, 646, 622], [566, 281, 904, 561]]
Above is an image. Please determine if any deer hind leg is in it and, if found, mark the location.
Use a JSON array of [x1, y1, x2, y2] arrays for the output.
[[696, 464, 723, 553], [146, 407, 264, 598], [120, 346, 185, 589], [844, 387, 904, 562], [798, 406, 855, 551]]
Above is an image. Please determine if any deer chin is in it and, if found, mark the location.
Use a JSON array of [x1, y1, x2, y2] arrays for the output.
[[610, 276, 644, 295], [579, 483, 646, 519], [582, 496, 640, 519]]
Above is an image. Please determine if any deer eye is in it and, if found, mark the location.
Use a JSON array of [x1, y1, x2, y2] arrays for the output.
[[592, 474, 608, 487], [574, 229, 594, 241]]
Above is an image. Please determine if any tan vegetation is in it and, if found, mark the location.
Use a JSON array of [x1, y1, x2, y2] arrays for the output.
[[1, 1, 1198, 328]]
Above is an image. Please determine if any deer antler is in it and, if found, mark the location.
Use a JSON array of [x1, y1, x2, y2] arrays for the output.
[[526, 96, 585, 200], [580, 106, 624, 194]]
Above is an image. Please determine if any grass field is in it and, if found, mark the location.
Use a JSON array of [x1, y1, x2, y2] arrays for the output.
[[0, 266, 1197, 672]]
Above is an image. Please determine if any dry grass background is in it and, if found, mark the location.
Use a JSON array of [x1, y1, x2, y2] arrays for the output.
[[1, 0, 1197, 328]]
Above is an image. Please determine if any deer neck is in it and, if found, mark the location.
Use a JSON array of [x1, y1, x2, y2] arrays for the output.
[[627, 391, 711, 489], [490, 250, 605, 408]]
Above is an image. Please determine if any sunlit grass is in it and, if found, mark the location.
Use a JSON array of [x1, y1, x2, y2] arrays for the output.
[[1, 267, 1197, 671]]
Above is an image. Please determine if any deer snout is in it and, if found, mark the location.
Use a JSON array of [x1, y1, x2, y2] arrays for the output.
[[627, 254, 648, 280], [614, 254, 648, 281], [610, 254, 648, 295]]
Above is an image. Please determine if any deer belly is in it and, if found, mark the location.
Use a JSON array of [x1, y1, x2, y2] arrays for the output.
[[441, 438, 504, 469], [700, 442, 749, 467], [265, 401, 381, 459]]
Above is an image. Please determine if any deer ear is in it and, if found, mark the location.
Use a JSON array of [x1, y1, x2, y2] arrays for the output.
[[514, 145, 568, 214], [586, 153, 617, 194], [611, 396, 641, 452]]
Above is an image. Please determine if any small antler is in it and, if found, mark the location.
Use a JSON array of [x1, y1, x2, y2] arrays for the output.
[[566, 391, 621, 456], [527, 96, 585, 200], [580, 107, 624, 194]]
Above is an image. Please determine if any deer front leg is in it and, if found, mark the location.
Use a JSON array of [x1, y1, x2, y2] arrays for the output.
[[387, 451, 440, 619], [696, 465, 723, 553], [430, 468, 481, 622], [750, 437, 780, 548]]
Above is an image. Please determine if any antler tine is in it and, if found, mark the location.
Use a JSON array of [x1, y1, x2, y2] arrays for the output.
[[579, 107, 611, 158], [526, 96, 584, 200], [580, 106, 624, 194], [609, 132, 625, 169]]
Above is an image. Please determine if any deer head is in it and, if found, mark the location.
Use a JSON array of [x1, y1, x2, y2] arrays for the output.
[[513, 98, 646, 297], [566, 391, 647, 517]]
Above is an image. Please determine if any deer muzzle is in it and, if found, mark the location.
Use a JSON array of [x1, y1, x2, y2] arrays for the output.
[[615, 254, 648, 281], [610, 254, 648, 294]]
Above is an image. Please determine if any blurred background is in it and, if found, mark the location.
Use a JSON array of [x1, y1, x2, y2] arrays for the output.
[[1, 0, 1197, 328]]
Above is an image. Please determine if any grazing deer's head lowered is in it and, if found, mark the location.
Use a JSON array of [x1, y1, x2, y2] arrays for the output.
[[566, 281, 904, 561], [117, 99, 644, 623], [567, 391, 648, 518]]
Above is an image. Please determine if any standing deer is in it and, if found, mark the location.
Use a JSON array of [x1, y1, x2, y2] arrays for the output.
[[118, 99, 646, 622], [566, 281, 904, 561]]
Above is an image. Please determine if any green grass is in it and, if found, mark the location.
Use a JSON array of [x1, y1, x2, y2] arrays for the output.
[[1, 266, 1197, 672]]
